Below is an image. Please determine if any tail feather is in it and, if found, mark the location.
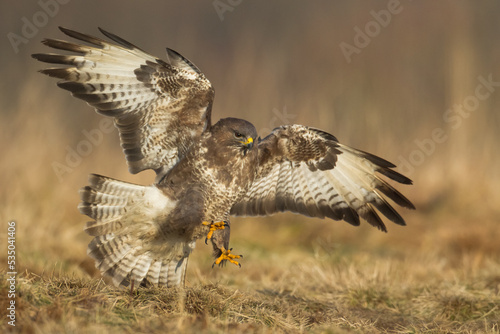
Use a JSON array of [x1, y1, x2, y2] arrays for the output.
[[130, 254, 153, 284], [85, 220, 123, 236], [108, 253, 141, 287], [145, 260, 162, 286], [80, 188, 129, 209], [159, 257, 189, 287], [79, 174, 146, 223], [88, 235, 133, 273], [80, 173, 192, 288]]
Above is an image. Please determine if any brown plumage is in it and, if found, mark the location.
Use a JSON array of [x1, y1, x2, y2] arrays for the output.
[[33, 27, 414, 288]]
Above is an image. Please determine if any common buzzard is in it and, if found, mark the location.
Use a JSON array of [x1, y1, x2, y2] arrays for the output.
[[33, 27, 414, 288]]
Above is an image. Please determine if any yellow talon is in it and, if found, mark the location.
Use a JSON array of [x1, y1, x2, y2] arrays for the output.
[[202, 221, 227, 244], [213, 247, 242, 268]]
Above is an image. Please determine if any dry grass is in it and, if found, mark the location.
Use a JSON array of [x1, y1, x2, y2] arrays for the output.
[[1, 1, 500, 333], [1, 226, 500, 333]]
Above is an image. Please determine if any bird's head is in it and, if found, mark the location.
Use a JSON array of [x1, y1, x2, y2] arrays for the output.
[[211, 118, 257, 156]]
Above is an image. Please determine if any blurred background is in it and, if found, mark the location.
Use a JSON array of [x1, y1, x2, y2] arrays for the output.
[[0, 1, 499, 281]]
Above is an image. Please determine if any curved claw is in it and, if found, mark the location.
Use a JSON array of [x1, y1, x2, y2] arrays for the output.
[[212, 247, 242, 268]]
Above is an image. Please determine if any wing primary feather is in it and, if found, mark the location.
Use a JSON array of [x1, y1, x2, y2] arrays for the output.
[[376, 167, 413, 185], [32, 53, 77, 65], [340, 206, 361, 226], [371, 191, 407, 226], [59, 26, 106, 47], [39, 68, 74, 79], [375, 180, 416, 210], [38, 38, 87, 53], [98, 27, 143, 51], [359, 205, 387, 232], [165, 48, 202, 74]]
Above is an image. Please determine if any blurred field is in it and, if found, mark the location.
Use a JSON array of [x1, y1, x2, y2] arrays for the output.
[[1, 1, 500, 333]]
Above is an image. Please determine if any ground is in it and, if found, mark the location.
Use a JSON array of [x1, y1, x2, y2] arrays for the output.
[[1, 207, 499, 333]]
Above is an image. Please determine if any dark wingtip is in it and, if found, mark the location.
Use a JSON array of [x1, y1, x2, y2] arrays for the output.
[[98, 27, 139, 50], [58, 26, 70, 34], [97, 27, 117, 41], [377, 222, 388, 233], [379, 168, 413, 185], [58, 26, 83, 39], [31, 53, 43, 61], [309, 127, 339, 143], [38, 68, 69, 79]]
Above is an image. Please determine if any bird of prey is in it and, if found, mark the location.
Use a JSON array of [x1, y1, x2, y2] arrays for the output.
[[33, 27, 414, 288]]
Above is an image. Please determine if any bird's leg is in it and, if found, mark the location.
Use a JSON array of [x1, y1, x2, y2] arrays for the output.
[[130, 280, 135, 295], [202, 220, 228, 244], [212, 247, 243, 268]]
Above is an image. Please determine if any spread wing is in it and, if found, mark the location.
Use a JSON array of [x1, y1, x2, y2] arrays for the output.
[[32, 27, 214, 175], [230, 125, 415, 232]]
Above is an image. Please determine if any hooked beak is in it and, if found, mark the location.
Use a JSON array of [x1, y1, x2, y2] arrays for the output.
[[240, 137, 254, 155], [242, 137, 254, 149]]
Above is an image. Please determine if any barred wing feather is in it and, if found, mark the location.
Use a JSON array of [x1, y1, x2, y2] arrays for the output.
[[32, 27, 214, 175], [231, 125, 415, 232]]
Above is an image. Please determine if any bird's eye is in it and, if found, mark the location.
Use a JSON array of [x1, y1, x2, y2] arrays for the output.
[[234, 131, 244, 138]]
